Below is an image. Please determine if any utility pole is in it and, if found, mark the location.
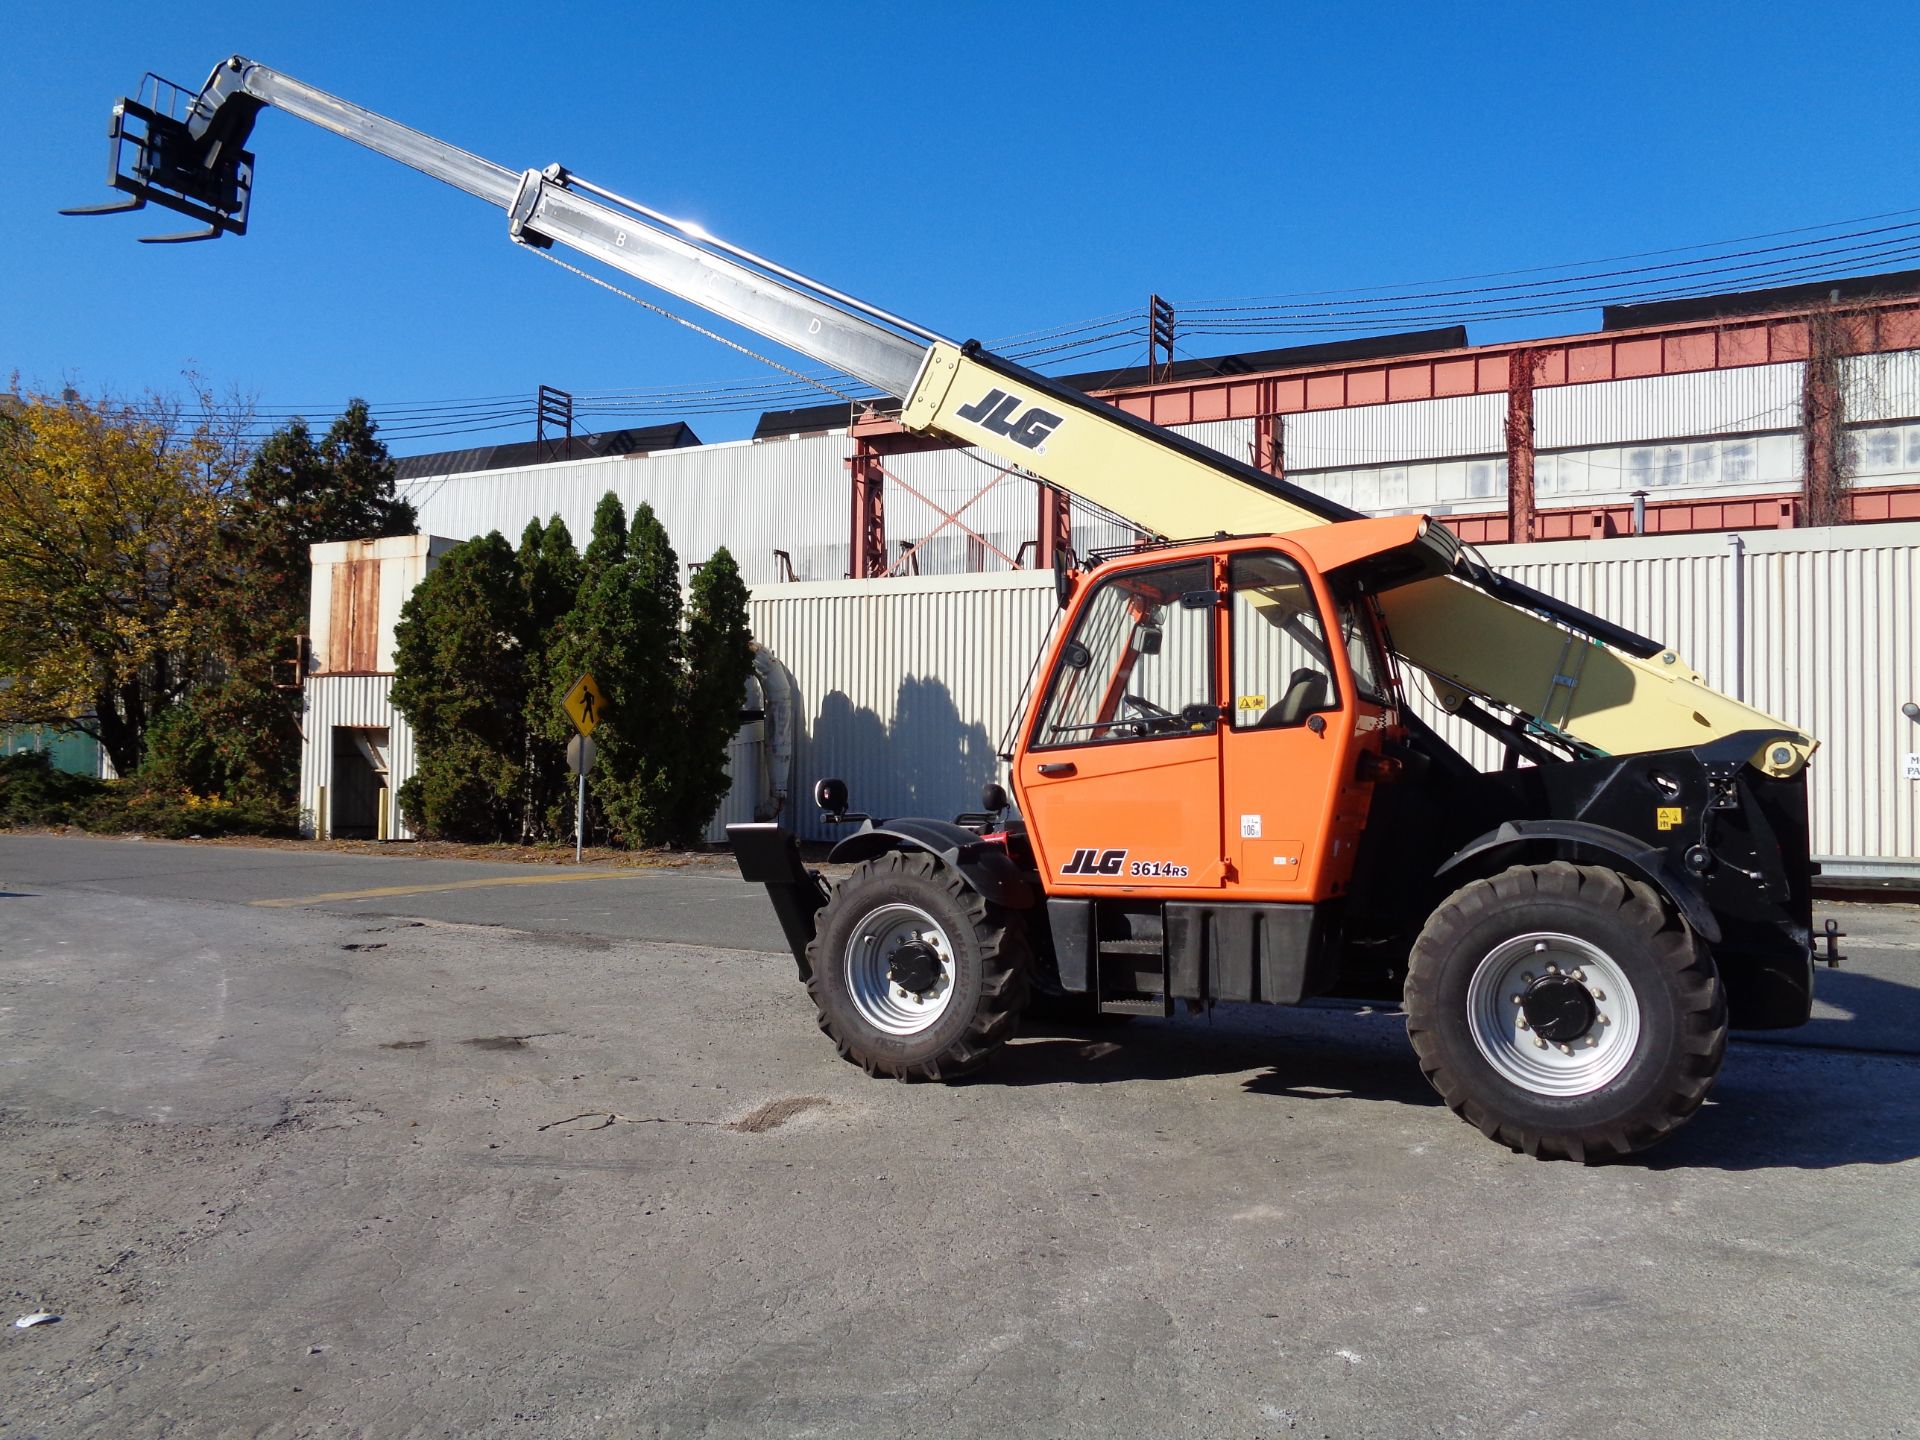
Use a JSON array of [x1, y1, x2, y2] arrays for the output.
[[537, 384, 574, 460], [1148, 294, 1176, 385]]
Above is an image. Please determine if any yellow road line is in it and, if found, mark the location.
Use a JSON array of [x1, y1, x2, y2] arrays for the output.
[[250, 870, 641, 908]]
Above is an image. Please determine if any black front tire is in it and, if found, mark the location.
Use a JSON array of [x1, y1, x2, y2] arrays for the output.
[[1405, 862, 1727, 1162], [806, 851, 1030, 1081]]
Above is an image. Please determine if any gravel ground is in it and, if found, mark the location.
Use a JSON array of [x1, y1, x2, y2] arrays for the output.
[[2, 837, 1917, 1438]]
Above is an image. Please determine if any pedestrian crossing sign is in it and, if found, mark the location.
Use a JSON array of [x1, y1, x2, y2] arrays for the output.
[[563, 672, 606, 736]]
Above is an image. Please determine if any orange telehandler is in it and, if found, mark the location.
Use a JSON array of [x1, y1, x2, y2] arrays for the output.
[[71, 57, 1828, 1159]]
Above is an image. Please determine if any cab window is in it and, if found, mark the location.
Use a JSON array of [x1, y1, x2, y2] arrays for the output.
[[1034, 559, 1215, 748], [1229, 553, 1338, 730], [1336, 596, 1391, 706]]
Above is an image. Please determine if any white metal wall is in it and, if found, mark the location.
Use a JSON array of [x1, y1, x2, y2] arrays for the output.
[[703, 718, 764, 845], [1406, 523, 1920, 874], [739, 527, 1920, 871], [746, 571, 1058, 839], [1536, 363, 1804, 449], [880, 446, 1054, 575], [1287, 393, 1505, 469], [1842, 349, 1920, 423], [396, 432, 854, 585], [384, 356, 1920, 599], [300, 674, 417, 841], [1174, 418, 1259, 467], [396, 419, 1248, 589]]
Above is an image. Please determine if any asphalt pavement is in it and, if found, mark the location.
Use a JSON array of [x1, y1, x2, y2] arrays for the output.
[[2, 832, 1917, 1438]]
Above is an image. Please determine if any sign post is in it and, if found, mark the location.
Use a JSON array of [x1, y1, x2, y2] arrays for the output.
[[562, 674, 605, 863]]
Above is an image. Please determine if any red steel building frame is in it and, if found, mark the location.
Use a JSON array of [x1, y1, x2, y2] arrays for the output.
[[846, 295, 1920, 574]]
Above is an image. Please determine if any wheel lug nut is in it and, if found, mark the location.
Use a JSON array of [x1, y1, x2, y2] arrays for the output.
[[1522, 972, 1535, 984], [1591, 989, 1606, 1002], [1546, 963, 1560, 975], [1584, 1036, 1598, 1048], [1569, 969, 1586, 983], [1598, 1014, 1611, 1026], [1533, 942, 1548, 954], [1558, 1043, 1573, 1054], [1516, 1016, 1530, 1030], [1533, 1036, 1548, 1049], [1512, 994, 1524, 1005]]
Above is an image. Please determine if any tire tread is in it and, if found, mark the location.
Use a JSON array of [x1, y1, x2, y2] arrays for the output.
[[1405, 862, 1727, 1162], [804, 851, 1030, 1083]]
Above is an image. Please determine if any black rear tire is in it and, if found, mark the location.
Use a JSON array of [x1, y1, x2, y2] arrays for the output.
[[1405, 861, 1726, 1162], [806, 851, 1030, 1081]]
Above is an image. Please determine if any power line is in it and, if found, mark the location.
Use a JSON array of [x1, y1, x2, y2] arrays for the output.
[[96, 203, 1920, 450]]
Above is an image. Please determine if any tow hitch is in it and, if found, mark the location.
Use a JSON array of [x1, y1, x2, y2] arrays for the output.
[[1816, 917, 1846, 969]]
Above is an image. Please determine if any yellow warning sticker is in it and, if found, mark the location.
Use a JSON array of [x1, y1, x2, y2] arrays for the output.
[[1655, 806, 1684, 831], [1237, 694, 1267, 711]]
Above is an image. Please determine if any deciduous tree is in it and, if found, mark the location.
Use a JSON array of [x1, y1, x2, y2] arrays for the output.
[[0, 387, 235, 776]]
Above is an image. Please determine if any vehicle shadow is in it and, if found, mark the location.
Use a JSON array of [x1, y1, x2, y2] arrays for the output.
[[1646, 1051, 1920, 1172], [995, 1008, 1439, 1111], [993, 1004, 1920, 1172]]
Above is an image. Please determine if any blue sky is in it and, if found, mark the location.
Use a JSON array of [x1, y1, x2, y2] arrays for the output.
[[7, 2, 1920, 451]]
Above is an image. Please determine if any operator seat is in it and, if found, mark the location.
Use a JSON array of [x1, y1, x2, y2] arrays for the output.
[[1257, 667, 1328, 729]]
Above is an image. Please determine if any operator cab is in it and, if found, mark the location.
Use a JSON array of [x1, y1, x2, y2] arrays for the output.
[[1012, 519, 1448, 908]]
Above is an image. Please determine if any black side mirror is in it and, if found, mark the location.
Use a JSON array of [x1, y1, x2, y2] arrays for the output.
[[1054, 550, 1074, 610], [813, 777, 849, 817], [980, 782, 1008, 814]]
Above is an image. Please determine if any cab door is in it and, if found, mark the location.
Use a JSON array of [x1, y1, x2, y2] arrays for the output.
[[1015, 556, 1226, 896], [1219, 550, 1388, 903]]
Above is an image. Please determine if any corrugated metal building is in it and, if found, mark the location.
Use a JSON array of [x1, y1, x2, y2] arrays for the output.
[[299, 534, 457, 841]]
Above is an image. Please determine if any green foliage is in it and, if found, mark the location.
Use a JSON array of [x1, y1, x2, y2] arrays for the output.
[[582, 491, 628, 569], [390, 532, 526, 840], [0, 751, 295, 838], [0, 751, 105, 827], [588, 501, 685, 846], [388, 492, 756, 848], [208, 399, 418, 802], [232, 401, 416, 598], [393, 732, 519, 842], [88, 786, 298, 839], [140, 676, 300, 803], [517, 516, 582, 840], [0, 386, 238, 777], [675, 547, 755, 842]]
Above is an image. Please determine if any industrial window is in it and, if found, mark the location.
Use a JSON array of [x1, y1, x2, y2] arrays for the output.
[[1854, 424, 1904, 474], [1033, 560, 1215, 748], [1228, 553, 1338, 730]]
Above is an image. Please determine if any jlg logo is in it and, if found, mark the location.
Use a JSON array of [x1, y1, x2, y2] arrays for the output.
[[954, 387, 1064, 451], [1061, 848, 1128, 876]]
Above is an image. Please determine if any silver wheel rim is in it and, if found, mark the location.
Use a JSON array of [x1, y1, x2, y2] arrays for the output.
[[1465, 932, 1641, 1096], [843, 902, 958, 1036]]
